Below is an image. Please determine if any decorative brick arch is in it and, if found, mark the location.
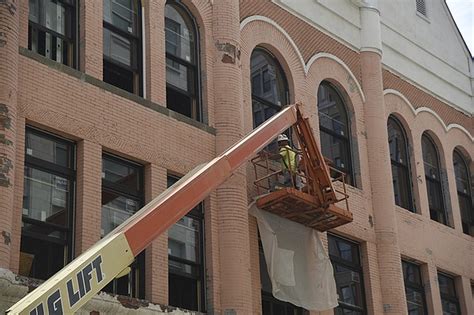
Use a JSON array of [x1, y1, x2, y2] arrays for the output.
[[240, 16, 306, 133], [384, 89, 474, 228], [305, 54, 366, 189]]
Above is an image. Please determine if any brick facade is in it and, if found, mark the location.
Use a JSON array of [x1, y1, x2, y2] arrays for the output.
[[0, 0, 472, 314]]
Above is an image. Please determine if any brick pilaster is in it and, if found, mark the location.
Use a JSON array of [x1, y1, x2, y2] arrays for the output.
[[361, 50, 407, 314], [0, 0, 20, 269], [80, 0, 103, 79], [75, 140, 102, 254], [213, 1, 253, 313], [143, 0, 166, 105], [144, 163, 168, 305]]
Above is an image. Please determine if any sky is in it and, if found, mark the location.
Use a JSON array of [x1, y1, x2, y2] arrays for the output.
[[446, 0, 474, 56]]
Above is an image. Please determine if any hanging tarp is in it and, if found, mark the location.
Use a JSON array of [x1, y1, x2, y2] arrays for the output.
[[249, 202, 338, 311]]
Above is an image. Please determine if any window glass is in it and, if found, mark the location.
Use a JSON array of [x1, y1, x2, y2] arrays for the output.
[[165, 2, 200, 121], [422, 135, 439, 180], [453, 150, 473, 235], [318, 86, 348, 136], [28, 0, 76, 67], [167, 175, 205, 312], [421, 134, 447, 225], [453, 151, 470, 194], [166, 57, 194, 92], [438, 273, 460, 315], [165, 5, 194, 63], [328, 234, 365, 314], [23, 167, 70, 226], [103, 0, 137, 34], [25, 131, 71, 168], [251, 50, 287, 107], [103, 0, 142, 95], [387, 117, 413, 210], [402, 261, 426, 315], [20, 127, 75, 280], [101, 192, 140, 236], [103, 28, 132, 66], [318, 83, 353, 185], [101, 154, 144, 298], [102, 156, 141, 192]]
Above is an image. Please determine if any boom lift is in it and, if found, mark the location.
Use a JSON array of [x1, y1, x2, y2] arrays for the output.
[[7, 103, 352, 315]]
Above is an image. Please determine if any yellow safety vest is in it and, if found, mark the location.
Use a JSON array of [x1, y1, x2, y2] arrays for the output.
[[279, 145, 297, 172]]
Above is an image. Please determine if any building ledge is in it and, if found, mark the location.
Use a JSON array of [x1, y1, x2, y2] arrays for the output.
[[18, 47, 216, 136], [0, 268, 204, 314]]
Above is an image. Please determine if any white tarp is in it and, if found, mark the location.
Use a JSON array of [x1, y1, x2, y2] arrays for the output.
[[249, 202, 338, 311]]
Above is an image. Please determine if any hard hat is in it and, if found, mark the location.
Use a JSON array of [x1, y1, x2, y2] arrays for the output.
[[277, 134, 289, 142]]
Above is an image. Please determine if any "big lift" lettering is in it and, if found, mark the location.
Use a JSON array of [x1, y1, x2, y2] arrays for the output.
[[29, 255, 104, 315]]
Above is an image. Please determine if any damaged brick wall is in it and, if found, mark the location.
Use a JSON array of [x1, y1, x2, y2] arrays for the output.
[[0, 0, 18, 268]]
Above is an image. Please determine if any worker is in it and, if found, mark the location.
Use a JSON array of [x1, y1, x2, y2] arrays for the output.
[[277, 133, 300, 188]]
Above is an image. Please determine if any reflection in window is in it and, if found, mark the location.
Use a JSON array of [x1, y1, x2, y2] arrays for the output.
[[101, 154, 145, 298], [402, 261, 426, 315], [318, 82, 353, 185], [328, 234, 366, 314], [28, 0, 77, 67], [387, 117, 414, 211], [165, 1, 200, 121], [167, 175, 205, 312], [421, 134, 447, 225], [103, 0, 142, 95], [438, 273, 460, 315], [20, 127, 75, 280], [251, 48, 288, 128], [453, 150, 473, 236]]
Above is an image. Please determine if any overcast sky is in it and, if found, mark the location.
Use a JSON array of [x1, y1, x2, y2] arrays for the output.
[[446, 0, 474, 56]]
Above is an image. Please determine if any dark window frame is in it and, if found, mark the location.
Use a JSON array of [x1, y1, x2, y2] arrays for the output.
[[21, 126, 76, 280], [453, 150, 473, 236], [251, 47, 290, 129], [422, 134, 448, 225], [318, 82, 354, 186], [28, 0, 79, 68], [438, 272, 461, 315], [103, 0, 143, 96], [402, 260, 427, 315], [388, 116, 415, 211], [165, 1, 202, 122], [328, 234, 367, 314], [101, 153, 145, 299], [167, 174, 206, 312]]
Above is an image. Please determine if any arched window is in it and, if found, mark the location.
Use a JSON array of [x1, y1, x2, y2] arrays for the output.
[[250, 49, 303, 315], [422, 133, 447, 225], [165, 1, 201, 121], [103, 0, 143, 95], [251, 48, 289, 128], [387, 116, 413, 211], [317, 82, 353, 185], [453, 150, 473, 236]]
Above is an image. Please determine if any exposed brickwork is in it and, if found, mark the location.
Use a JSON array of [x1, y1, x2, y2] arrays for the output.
[[75, 140, 102, 254], [240, 0, 362, 82], [383, 69, 473, 135], [8, 117, 25, 273], [213, 1, 254, 313], [79, 0, 103, 78], [0, 0, 19, 269], [361, 52, 406, 314], [144, 164, 168, 305]]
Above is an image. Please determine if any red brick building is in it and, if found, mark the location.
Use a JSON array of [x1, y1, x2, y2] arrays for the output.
[[0, 0, 472, 314]]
